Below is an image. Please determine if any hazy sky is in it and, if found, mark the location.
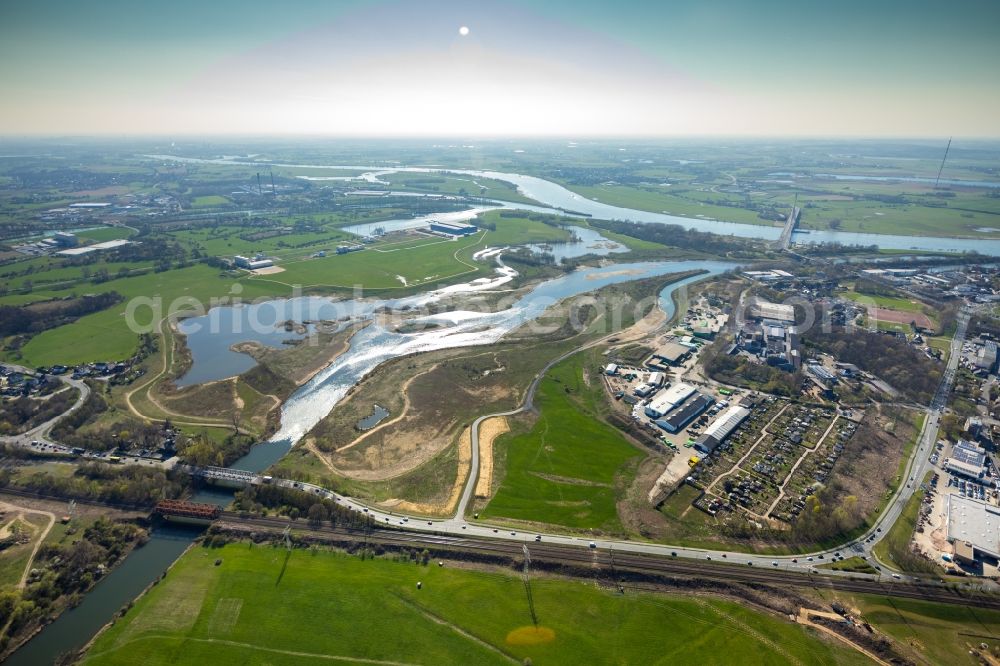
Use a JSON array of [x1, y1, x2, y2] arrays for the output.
[[1, 0, 998, 137]]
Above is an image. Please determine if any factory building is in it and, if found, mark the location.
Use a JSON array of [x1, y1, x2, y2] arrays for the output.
[[649, 341, 691, 367], [644, 383, 695, 419], [946, 494, 1000, 561], [52, 231, 78, 247], [655, 394, 715, 433], [633, 383, 658, 398], [749, 298, 795, 323], [694, 405, 751, 455], [429, 221, 478, 236]]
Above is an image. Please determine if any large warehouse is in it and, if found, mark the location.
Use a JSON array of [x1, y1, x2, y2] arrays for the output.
[[946, 493, 1000, 561], [429, 221, 477, 236], [695, 405, 751, 455], [644, 383, 695, 419], [649, 341, 691, 366], [655, 394, 715, 433]]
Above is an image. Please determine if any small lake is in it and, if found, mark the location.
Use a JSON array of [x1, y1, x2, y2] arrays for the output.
[[175, 303, 316, 387], [356, 404, 390, 430]]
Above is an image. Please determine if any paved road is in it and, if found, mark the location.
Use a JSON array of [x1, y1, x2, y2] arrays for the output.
[[1, 363, 177, 469], [223, 513, 1000, 608], [0, 363, 90, 451], [777, 206, 801, 250], [229, 308, 986, 593]]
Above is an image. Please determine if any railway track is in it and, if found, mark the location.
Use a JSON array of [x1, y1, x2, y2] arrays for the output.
[[219, 513, 1000, 610]]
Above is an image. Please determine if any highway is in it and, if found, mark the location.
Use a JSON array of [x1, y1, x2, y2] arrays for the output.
[[219, 512, 1000, 609], [229, 307, 979, 592], [777, 206, 800, 250], [3, 303, 985, 595]]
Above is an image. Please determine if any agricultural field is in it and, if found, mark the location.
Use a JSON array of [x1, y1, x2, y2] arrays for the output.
[[82, 543, 865, 666]]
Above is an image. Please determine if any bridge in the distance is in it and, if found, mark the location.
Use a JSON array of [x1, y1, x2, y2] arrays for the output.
[[777, 206, 801, 250]]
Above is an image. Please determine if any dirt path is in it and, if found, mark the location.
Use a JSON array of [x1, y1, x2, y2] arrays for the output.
[[764, 415, 840, 517], [796, 608, 892, 666], [335, 364, 439, 454], [474, 416, 509, 498], [0, 500, 57, 589], [88, 635, 421, 665], [382, 427, 472, 516]]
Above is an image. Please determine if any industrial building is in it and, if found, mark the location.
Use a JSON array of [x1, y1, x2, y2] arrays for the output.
[[52, 231, 78, 246], [429, 220, 477, 236], [649, 341, 691, 366], [945, 440, 988, 479], [55, 239, 133, 257], [655, 394, 715, 433], [946, 494, 1000, 561], [644, 383, 695, 419], [633, 382, 658, 398], [694, 405, 751, 455], [749, 298, 795, 323], [976, 341, 998, 373], [234, 255, 274, 270]]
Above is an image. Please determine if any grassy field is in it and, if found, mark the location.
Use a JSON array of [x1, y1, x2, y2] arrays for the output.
[[843, 593, 1000, 665], [5, 264, 287, 367], [381, 171, 540, 205], [476, 210, 574, 245], [83, 543, 864, 666], [873, 470, 935, 573], [842, 290, 926, 313], [261, 231, 486, 289], [565, 177, 1000, 238], [482, 352, 642, 532], [190, 195, 230, 208]]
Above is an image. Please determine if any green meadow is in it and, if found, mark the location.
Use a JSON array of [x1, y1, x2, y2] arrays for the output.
[[1, 208, 658, 366], [841, 290, 926, 313], [6, 265, 287, 367], [82, 543, 864, 666], [482, 353, 642, 531]]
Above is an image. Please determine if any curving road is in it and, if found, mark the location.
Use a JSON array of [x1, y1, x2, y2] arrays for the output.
[[248, 309, 978, 590], [0, 363, 90, 452]]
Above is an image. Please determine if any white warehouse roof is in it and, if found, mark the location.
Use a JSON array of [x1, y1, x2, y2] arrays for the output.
[[946, 494, 1000, 559], [702, 405, 751, 441], [644, 383, 695, 418]]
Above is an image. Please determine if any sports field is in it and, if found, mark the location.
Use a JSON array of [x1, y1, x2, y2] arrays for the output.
[[82, 543, 865, 666], [482, 353, 641, 531], [841, 290, 926, 313], [868, 306, 935, 330]]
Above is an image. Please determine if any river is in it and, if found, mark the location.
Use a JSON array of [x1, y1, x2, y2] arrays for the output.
[[146, 154, 1000, 255], [10, 258, 731, 663]]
